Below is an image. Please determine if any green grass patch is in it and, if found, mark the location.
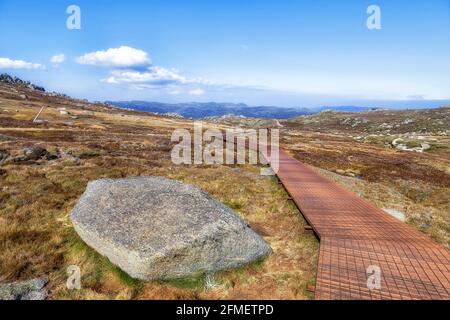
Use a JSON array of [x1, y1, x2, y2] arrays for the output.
[[104, 261, 143, 288], [162, 271, 206, 290], [224, 198, 246, 210], [426, 143, 450, 153], [64, 227, 143, 289]]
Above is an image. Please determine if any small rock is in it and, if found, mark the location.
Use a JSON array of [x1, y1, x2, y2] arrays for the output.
[[33, 119, 48, 124], [392, 138, 403, 147], [0, 134, 12, 141], [45, 154, 60, 161], [383, 208, 406, 222], [23, 145, 48, 160], [423, 212, 434, 220], [420, 143, 431, 151], [402, 118, 414, 125], [0, 277, 48, 300], [0, 151, 8, 165]]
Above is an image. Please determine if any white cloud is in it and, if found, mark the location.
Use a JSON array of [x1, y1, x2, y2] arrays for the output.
[[104, 67, 189, 86], [76, 46, 151, 68], [0, 57, 45, 70], [80, 46, 213, 93], [50, 54, 65, 64], [189, 88, 205, 96]]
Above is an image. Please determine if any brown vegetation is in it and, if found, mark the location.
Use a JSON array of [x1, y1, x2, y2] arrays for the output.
[[0, 83, 317, 299]]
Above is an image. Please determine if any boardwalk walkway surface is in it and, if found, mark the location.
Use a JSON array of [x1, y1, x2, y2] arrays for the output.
[[274, 150, 450, 300]]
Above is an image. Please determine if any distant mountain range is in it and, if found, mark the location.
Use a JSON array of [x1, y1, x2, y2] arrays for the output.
[[0, 74, 372, 119], [106, 101, 372, 119]]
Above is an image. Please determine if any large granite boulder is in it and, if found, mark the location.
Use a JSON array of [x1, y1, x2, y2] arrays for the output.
[[70, 177, 272, 280]]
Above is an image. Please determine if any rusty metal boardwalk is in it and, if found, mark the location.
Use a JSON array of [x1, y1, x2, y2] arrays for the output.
[[274, 150, 450, 300]]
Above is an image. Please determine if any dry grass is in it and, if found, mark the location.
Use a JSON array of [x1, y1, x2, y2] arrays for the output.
[[0, 85, 318, 299], [0, 155, 318, 300]]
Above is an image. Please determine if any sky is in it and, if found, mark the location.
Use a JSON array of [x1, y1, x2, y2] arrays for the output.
[[0, 0, 449, 108]]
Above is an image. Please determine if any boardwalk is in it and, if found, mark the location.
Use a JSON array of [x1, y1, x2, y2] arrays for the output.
[[274, 150, 450, 300]]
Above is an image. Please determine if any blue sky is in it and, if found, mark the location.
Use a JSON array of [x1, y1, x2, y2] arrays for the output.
[[0, 0, 449, 108]]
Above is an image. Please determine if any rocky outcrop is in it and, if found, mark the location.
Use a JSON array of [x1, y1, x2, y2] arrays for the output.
[[0, 73, 45, 92], [162, 112, 184, 119], [70, 177, 272, 280], [2, 145, 62, 165], [391, 138, 431, 153]]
